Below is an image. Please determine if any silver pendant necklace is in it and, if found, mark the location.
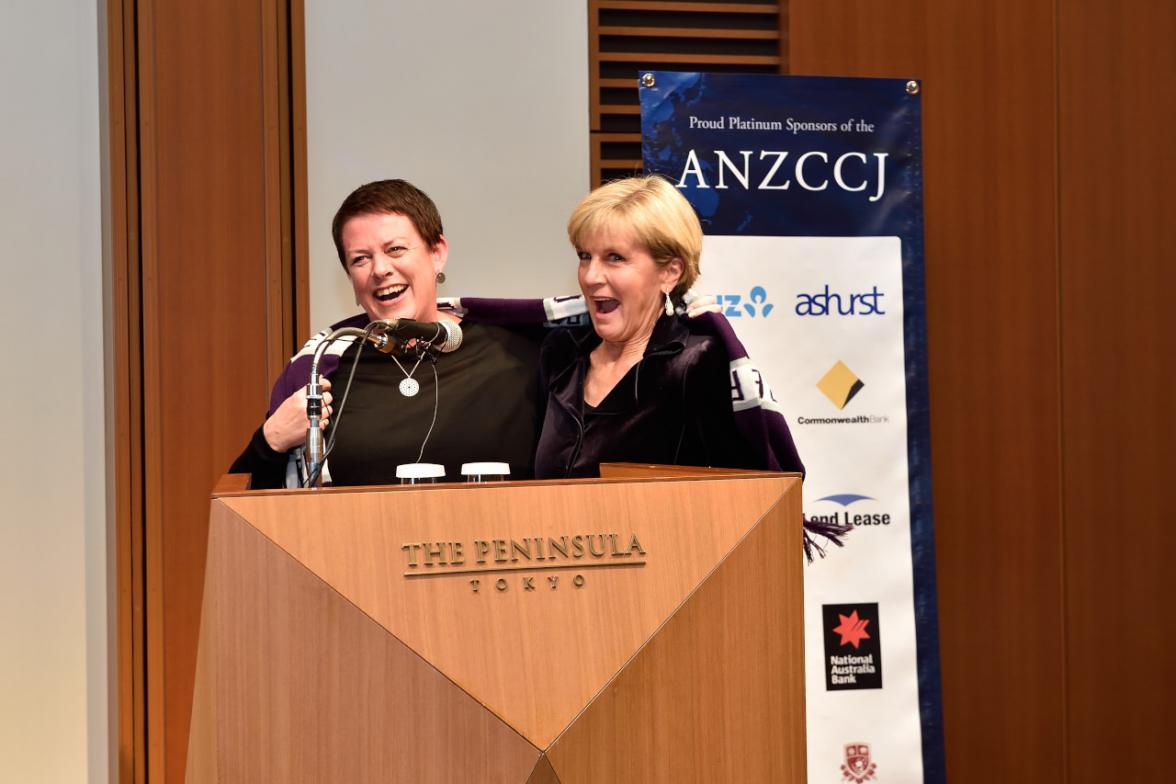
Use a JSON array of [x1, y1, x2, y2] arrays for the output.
[[390, 353, 425, 397]]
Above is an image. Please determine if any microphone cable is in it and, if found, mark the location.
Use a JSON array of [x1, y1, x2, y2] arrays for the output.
[[413, 359, 441, 464]]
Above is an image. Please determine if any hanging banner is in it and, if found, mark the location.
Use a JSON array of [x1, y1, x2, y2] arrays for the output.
[[641, 72, 944, 783]]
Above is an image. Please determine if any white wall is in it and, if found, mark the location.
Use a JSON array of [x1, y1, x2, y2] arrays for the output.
[[0, 2, 108, 782], [305, 0, 590, 329]]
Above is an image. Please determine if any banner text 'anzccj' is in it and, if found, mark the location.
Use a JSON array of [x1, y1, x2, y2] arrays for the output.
[[675, 148, 888, 203]]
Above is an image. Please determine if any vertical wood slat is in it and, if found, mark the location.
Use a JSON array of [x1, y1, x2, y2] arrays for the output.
[[589, 0, 602, 140], [263, 0, 286, 384], [103, 0, 146, 780], [134, 0, 165, 779], [788, 1, 1065, 781], [1058, 2, 1176, 782], [776, 0, 788, 68], [109, 1, 308, 781], [290, 0, 310, 344], [123, 0, 148, 771]]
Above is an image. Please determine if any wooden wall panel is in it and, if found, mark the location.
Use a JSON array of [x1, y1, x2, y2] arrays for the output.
[[105, 0, 146, 779], [124, 1, 306, 781], [788, 2, 1066, 781], [1058, 2, 1176, 781]]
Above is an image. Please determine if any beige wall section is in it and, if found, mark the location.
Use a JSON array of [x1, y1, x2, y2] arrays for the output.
[[304, 0, 590, 330], [0, 1, 108, 783]]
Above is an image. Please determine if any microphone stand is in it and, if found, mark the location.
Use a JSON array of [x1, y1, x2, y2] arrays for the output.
[[303, 323, 398, 488]]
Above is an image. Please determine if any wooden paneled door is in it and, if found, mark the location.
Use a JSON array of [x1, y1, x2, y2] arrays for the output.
[[105, 0, 309, 780]]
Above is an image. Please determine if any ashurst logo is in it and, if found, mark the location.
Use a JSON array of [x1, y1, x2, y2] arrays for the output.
[[811, 494, 891, 527], [675, 149, 889, 202], [400, 533, 647, 593], [795, 284, 886, 317], [822, 603, 883, 691]]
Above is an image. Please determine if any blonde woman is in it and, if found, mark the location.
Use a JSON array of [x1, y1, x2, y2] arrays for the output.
[[534, 176, 804, 479]]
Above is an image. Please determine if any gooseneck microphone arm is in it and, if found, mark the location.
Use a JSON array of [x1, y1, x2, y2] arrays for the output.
[[304, 324, 390, 488]]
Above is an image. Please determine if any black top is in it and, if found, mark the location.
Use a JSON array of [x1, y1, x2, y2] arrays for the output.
[[230, 322, 542, 487], [327, 322, 541, 484], [534, 314, 758, 479]]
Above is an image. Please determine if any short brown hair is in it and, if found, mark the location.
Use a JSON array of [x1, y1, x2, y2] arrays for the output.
[[567, 175, 702, 299], [331, 179, 444, 269]]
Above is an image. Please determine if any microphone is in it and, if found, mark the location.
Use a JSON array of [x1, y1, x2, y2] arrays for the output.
[[371, 318, 463, 355], [303, 324, 389, 488]]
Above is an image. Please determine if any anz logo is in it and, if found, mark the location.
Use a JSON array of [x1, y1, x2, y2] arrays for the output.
[[716, 286, 774, 318]]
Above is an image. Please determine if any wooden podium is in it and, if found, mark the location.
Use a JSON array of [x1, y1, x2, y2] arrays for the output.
[[187, 465, 806, 783]]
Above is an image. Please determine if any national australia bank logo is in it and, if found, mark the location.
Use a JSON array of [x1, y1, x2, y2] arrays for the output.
[[817, 360, 864, 409], [822, 603, 882, 690]]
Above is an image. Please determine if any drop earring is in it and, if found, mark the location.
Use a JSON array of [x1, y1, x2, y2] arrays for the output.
[[663, 290, 674, 317]]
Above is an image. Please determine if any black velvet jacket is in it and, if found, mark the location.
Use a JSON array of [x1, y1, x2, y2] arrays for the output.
[[534, 314, 760, 479]]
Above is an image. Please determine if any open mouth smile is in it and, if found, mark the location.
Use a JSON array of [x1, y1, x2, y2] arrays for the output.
[[593, 297, 620, 314], [374, 284, 408, 302]]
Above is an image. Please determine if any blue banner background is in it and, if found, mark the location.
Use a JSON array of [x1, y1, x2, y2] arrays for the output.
[[641, 71, 944, 783]]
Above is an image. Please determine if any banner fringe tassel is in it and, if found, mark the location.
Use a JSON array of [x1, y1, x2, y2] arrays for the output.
[[802, 517, 853, 564]]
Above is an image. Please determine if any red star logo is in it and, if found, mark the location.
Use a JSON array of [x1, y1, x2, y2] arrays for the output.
[[833, 610, 871, 648]]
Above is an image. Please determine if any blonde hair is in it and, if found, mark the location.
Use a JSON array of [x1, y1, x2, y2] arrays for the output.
[[567, 175, 702, 299]]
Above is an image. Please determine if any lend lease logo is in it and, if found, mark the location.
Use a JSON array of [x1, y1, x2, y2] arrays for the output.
[[812, 494, 891, 527], [795, 284, 886, 316], [822, 603, 883, 691], [716, 286, 774, 318]]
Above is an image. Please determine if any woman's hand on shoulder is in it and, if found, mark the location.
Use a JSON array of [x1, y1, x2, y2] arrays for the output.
[[684, 293, 720, 317], [262, 378, 333, 453]]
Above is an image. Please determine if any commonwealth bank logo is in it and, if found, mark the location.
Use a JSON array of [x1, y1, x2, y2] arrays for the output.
[[817, 361, 864, 409]]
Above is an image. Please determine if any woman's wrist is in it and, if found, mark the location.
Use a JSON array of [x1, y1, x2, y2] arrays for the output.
[[262, 417, 287, 453]]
